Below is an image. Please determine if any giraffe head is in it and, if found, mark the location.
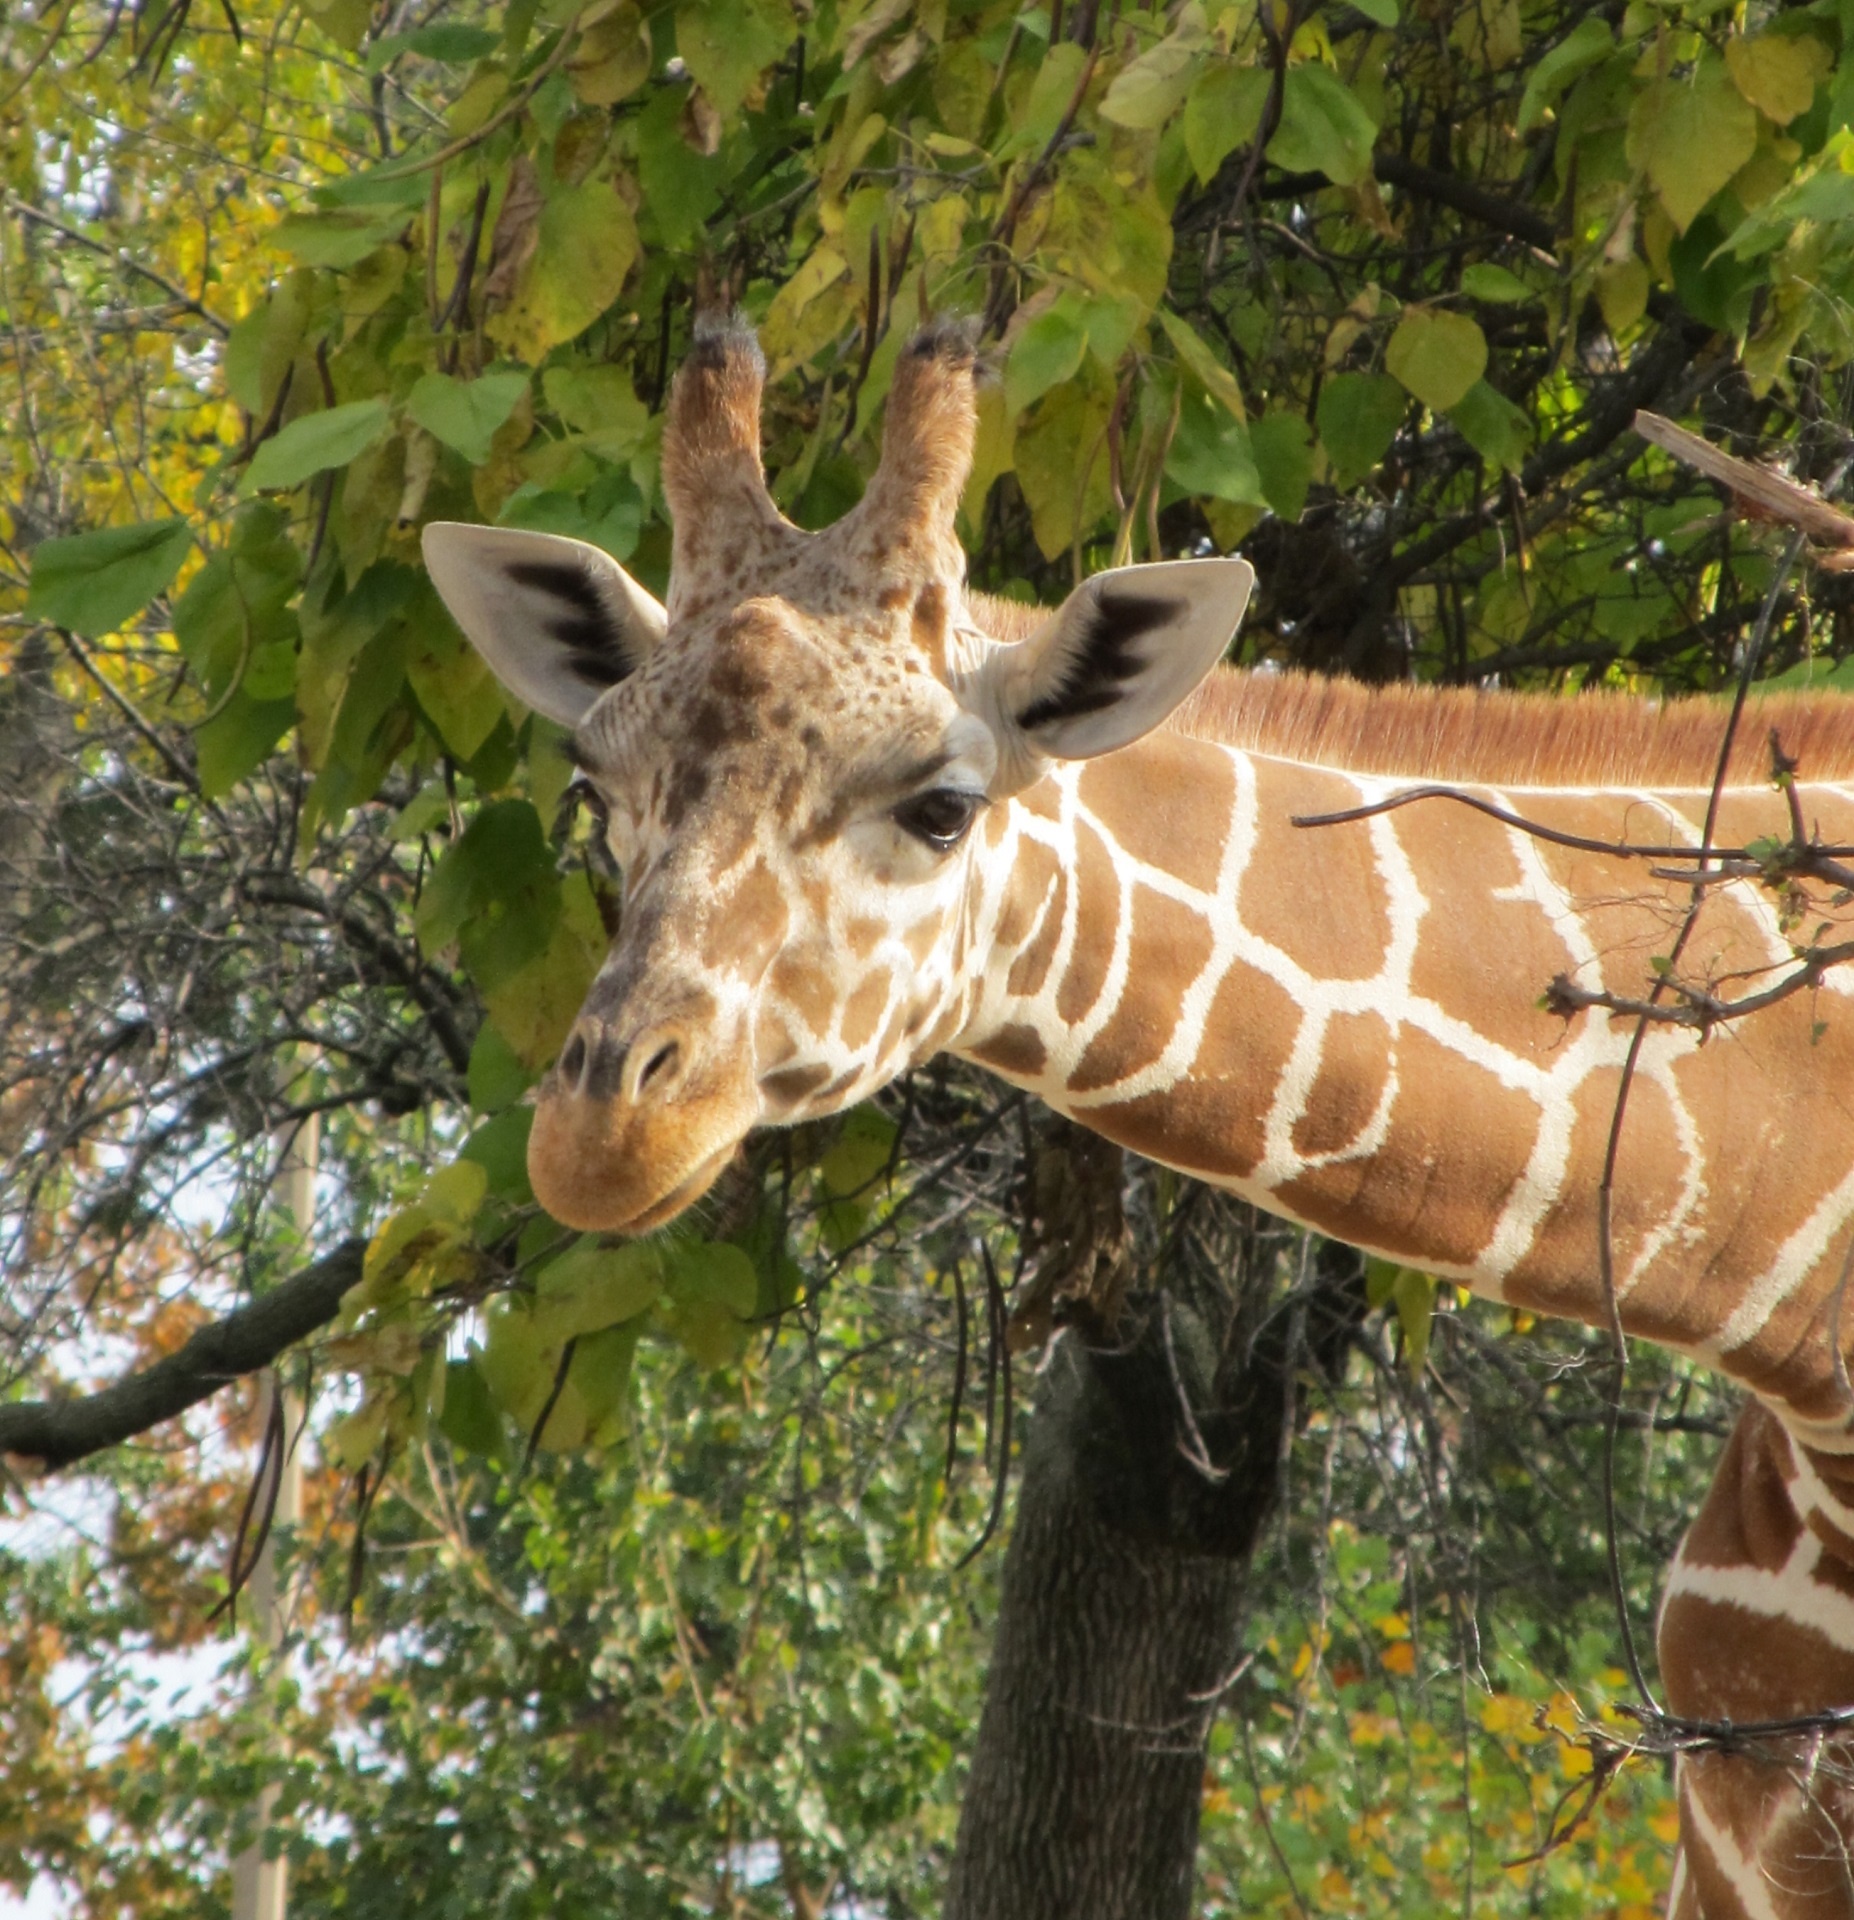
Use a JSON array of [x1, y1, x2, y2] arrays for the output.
[[424, 317, 1252, 1233]]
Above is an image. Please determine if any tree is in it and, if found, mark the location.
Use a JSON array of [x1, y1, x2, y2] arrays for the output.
[[1, 0, 1846, 1910]]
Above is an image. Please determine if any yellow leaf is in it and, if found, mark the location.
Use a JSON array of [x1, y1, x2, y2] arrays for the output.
[[1595, 257, 1648, 338], [1626, 58, 1757, 234], [1725, 32, 1831, 127], [1385, 308, 1487, 411], [1382, 1640, 1417, 1675], [488, 180, 638, 365]]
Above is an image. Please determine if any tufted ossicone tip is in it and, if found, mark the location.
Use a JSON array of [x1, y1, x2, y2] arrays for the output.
[[662, 310, 792, 605], [847, 321, 982, 566]]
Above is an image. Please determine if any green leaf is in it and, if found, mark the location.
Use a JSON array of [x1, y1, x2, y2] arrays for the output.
[[1004, 300, 1091, 416], [26, 517, 192, 639], [270, 208, 409, 268], [498, 471, 644, 562], [1448, 380, 1533, 475], [1267, 64, 1378, 188], [1250, 411, 1314, 522], [676, 0, 796, 118], [243, 399, 391, 494], [660, 1241, 759, 1368], [1459, 263, 1531, 304], [416, 799, 561, 989], [366, 21, 499, 72], [633, 85, 726, 252], [1184, 63, 1270, 184], [540, 364, 649, 451], [436, 1356, 503, 1456], [488, 178, 638, 365], [570, 1323, 640, 1442], [1350, 0, 1397, 22], [1014, 379, 1115, 560], [170, 504, 302, 695], [1165, 388, 1266, 506], [407, 369, 529, 466], [1515, 16, 1613, 133], [1392, 1267, 1438, 1376], [1626, 56, 1757, 235], [1385, 308, 1488, 412], [534, 1241, 663, 1343], [1159, 309, 1247, 421], [195, 691, 295, 798], [1099, 26, 1205, 130], [1316, 372, 1405, 487], [460, 1107, 536, 1204]]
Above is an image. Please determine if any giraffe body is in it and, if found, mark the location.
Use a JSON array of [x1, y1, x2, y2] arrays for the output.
[[424, 319, 1854, 1917]]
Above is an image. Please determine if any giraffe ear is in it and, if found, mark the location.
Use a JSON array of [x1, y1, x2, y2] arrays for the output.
[[989, 559, 1255, 763], [421, 524, 667, 728]]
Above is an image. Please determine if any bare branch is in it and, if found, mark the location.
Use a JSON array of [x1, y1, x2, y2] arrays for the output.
[[0, 1237, 365, 1470]]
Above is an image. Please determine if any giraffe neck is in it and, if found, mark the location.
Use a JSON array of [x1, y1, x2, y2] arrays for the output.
[[953, 725, 1854, 1442]]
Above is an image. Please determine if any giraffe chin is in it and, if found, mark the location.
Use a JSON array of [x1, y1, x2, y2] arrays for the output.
[[526, 1097, 747, 1235]]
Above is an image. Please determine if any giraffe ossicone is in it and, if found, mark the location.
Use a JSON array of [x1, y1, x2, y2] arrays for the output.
[[427, 317, 1854, 1917]]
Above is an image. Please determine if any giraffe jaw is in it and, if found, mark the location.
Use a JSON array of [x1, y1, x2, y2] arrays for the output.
[[526, 1091, 751, 1234]]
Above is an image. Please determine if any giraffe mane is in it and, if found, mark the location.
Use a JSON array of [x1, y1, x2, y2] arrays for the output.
[[970, 586, 1854, 788], [1172, 669, 1854, 790]]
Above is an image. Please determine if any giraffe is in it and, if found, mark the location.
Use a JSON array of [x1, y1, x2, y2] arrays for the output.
[[423, 314, 1854, 1918]]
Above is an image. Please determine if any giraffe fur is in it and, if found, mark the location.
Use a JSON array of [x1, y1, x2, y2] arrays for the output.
[[425, 317, 1854, 1917]]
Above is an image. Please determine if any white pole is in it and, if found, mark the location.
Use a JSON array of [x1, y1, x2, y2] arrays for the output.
[[231, 1111, 316, 1920]]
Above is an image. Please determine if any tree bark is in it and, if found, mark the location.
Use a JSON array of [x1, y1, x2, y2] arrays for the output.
[[946, 1206, 1364, 1920]]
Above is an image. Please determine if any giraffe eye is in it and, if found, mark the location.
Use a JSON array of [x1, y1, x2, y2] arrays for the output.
[[893, 787, 982, 852]]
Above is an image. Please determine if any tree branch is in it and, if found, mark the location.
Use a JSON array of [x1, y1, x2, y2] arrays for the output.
[[0, 1237, 365, 1470]]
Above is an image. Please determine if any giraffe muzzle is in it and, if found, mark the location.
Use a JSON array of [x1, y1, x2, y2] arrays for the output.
[[528, 1012, 757, 1233]]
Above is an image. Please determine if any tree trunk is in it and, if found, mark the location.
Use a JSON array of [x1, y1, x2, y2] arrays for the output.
[[942, 1335, 1251, 1920], [946, 1150, 1363, 1920]]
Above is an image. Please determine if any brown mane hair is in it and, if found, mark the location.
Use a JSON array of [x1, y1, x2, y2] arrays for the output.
[[968, 588, 1854, 789], [1174, 669, 1854, 790]]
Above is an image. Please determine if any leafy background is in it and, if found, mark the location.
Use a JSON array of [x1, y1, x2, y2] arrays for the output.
[[0, 0, 1842, 1909]]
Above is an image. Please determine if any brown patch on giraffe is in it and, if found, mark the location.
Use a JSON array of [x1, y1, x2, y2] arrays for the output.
[[1176, 662, 1854, 787], [1054, 819, 1120, 1025], [1006, 868, 1068, 1001], [1682, 1402, 1805, 1573], [877, 584, 910, 611], [1076, 732, 1233, 893], [1659, 1409, 1854, 1764], [699, 857, 787, 972], [1083, 958, 1300, 1179], [769, 950, 835, 1037], [1070, 886, 1215, 1093], [993, 836, 1060, 952], [969, 1023, 1048, 1079], [1014, 775, 1062, 823], [760, 1062, 832, 1108], [846, 917, 885, 959], [1290, 1010, 1395, 1159], [1239, 759, 1391, 982], [1399, 798, 1581, 1062], [663, 760, 710, 829], [1635, 1005, 1854, 1404], [1501, 1066, 1689, 1333], [912, 581, 950, 676], [903, 916, 940, 968], [840, 969, 893, 1051], [1275, 1026, 1539, 1267]]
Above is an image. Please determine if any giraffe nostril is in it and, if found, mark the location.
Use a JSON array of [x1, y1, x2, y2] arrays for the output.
[[636, 1037, 681, 1094], [560, 1029, 589, 1090]]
